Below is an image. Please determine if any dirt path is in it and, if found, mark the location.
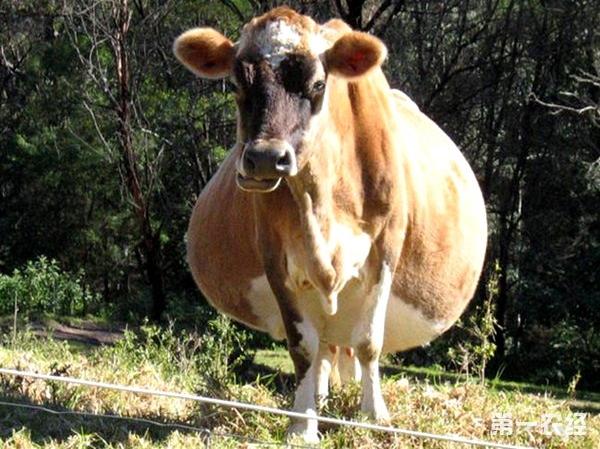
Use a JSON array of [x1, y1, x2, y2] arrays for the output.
[[28, 320, 125, 345]]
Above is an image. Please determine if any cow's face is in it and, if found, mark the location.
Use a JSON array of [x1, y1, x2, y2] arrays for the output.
[[174, 8, 386, 193]]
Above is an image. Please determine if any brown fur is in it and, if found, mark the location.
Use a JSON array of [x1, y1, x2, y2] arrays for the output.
[[186, 145, 262, 328], [173, 28, 234, 79], [322, 18, 352, 34], [247, 6, 316, 32]]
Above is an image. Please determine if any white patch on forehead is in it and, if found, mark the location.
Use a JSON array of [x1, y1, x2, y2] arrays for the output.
[[239, 19, 333, 69], [308, 32, 330, 56], [253, 20, 302, 67]]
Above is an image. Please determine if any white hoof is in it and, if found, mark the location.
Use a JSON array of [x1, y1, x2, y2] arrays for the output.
[[360, 403, 390, 424], [286, 422, 320, 445]]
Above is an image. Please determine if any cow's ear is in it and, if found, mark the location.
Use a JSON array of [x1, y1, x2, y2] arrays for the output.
[[173, 28, 234, 79], [324, 31, 387, 79]]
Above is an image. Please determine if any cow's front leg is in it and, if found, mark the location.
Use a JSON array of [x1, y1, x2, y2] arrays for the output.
[[286, 317, 320, 441], [261, 267, 320, 442], [353, 262, 393, 423]]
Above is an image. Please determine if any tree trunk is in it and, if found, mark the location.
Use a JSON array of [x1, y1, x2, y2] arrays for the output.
[[112, 0, 166, 320]]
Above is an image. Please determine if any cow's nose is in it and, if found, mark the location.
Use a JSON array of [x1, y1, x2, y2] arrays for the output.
[[242, 143, 297, 178]]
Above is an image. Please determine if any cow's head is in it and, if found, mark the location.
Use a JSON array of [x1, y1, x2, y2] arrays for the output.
[[174, 7, 386, 193]]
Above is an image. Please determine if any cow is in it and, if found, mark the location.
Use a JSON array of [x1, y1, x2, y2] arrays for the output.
[[174, 7, 487, 442]]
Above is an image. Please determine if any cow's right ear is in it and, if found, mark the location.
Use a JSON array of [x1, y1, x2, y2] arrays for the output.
[[173, 28, 234, 79], [324, 31, 387, 79]]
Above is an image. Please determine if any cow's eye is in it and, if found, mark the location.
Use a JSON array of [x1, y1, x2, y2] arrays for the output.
[[312, 80, 326, 93]]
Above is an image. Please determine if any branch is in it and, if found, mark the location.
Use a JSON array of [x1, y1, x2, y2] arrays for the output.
[[333, 0, 349, 23], [531, 93, 599, 117], [219, 0, 246, 22], [366, 0, 406, 34], [82, 100, 113, 154]]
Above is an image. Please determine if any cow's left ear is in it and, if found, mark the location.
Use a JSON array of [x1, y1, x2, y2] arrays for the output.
[[173, 28, 234, 79], [324, 31, 387, 79]]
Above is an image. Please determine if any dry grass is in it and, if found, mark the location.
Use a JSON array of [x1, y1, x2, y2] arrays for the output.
[[0, 325, 598, 449]]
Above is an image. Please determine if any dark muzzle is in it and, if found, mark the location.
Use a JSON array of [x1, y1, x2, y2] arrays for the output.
[[242, 141, 296, 179], [236, 139, 298, 193]]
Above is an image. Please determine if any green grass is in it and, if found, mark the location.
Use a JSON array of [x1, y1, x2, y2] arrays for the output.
[[1, 326, 599, 448], [256, 347, 600, 411]]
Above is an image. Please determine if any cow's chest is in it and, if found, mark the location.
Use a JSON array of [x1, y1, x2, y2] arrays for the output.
[[284, 221, 372, 295], [244, 220, 375, 344]]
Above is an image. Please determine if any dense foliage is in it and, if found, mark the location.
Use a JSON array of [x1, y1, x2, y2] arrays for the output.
[[1, 1, 598, 389], [0, 257, 101, 317]]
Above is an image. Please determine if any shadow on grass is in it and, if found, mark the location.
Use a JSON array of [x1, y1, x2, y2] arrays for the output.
[[0, 391, 297, 447], [0, 393, 207, 446], [379, 363, 600, 414], [0, 358, 300, 447], [250, 349, 600, 415], [239, 360, 296, 396]]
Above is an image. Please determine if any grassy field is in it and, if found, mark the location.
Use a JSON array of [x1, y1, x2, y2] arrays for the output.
[[0, 320, 599, 448]]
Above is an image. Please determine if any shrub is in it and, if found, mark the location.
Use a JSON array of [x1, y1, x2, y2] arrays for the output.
[[0, 256, 101, 318], [107, 316, 254, 395]]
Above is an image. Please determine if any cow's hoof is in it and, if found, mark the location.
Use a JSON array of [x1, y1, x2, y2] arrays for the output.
[[286, 423, 320, 445], [360, 405, 391, 425]]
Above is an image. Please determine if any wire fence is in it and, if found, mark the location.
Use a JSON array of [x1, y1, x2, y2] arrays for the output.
[[0, 399, 312, 448], [0, 367, 535, 449]]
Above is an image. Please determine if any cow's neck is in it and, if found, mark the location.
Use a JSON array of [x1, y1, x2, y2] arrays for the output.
[[285, 78, 371, 313], [286, 149, 340, 313]]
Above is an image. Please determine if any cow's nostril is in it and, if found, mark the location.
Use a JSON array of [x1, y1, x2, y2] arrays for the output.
[[244, 152, 256, 171], [276, 152, 292, 168]]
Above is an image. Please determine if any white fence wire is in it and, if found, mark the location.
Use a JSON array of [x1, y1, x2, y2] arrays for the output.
[[0, 399, 311, 448], [0, 367, 535, 449]]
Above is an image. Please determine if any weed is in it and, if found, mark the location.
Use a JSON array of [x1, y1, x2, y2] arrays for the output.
[[448, 260, 499, 383]]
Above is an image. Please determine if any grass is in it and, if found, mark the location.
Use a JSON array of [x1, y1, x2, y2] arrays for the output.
[[0, 322, 599, 448], [255, 348, 600, 411]]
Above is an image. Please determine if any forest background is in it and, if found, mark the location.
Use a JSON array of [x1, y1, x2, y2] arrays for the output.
[[1, 0, 598, 391]]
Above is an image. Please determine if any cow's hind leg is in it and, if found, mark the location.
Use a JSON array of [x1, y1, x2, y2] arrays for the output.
[[353, 263, 393, 423], [329, 346, 361, 388], [338, 346, 361, 384], [316, 344, 335, 408]]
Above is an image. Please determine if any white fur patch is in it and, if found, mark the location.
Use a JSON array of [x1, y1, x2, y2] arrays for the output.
[[308, 32, 330, 56], [296, 319, 318, 357], [240, 20, 332, 69], [391, 89, 420, 112], [354, 263, 393, 421], [351, 263, 393, 348], [330, 222, 371, 283], [253, 20, 302, 67], [246, 275, 285, 340], [383, 294, 449, 352], [284, 218, 371, 316]]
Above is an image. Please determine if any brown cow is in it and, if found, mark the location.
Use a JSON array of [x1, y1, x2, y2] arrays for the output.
[[174, 7, 487, 442]]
